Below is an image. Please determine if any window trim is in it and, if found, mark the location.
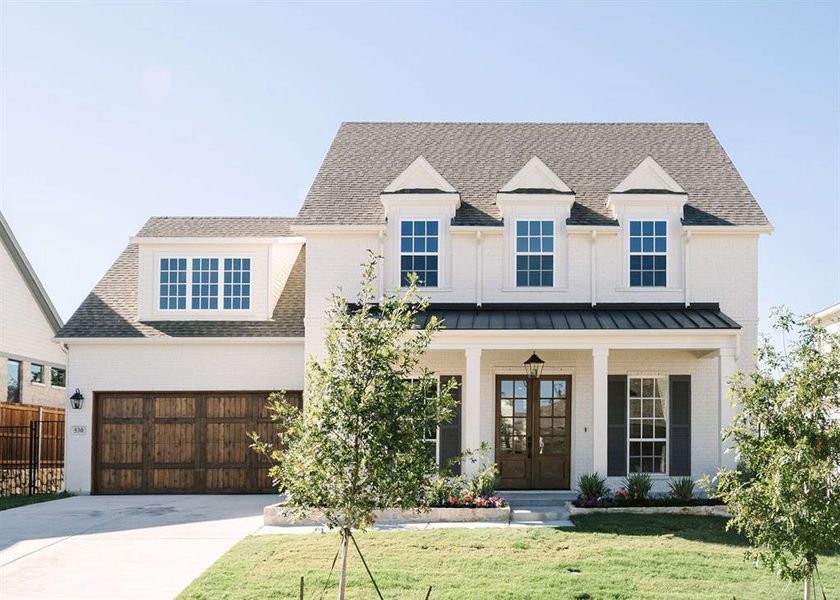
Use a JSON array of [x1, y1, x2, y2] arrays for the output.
[[514, 219, 555, 288], [156, 255, 253, 313], [30, 363, 44, 386], [626, 375, 669, 476], [628, 219, 668, 288], [406, 377, 441, 466], [399, 219, 441, 289], [50, 367, 66, 389]]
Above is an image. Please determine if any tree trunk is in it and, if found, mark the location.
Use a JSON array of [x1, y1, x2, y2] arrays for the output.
[[337, 528, 350, 600], [803, 574, 811, 600]]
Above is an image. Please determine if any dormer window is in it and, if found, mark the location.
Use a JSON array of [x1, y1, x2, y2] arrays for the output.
[[629, 220, 667, 287], [159, 258, 187, 310], [158, 256, 252, 311], [515, 220, 554, 287], [400, 220, 439, 287]]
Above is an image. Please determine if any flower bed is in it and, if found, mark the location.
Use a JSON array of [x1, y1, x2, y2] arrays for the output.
[[568, 503, 730, 517], [432, 493, 506, 509], [572, 495, 724, 509]]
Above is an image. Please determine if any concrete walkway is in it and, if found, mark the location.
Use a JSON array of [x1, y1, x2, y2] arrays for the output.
[[0, 494, 276, 600]]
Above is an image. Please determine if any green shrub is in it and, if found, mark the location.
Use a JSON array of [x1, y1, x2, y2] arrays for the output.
[[623, 472, 653, 501], [668, 477, 695, 501], [463, 443, 501, 497], [576, 472, 609, 500]]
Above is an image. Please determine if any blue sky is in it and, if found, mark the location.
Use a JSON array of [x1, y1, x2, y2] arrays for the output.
[[2, 2, 838, 331]]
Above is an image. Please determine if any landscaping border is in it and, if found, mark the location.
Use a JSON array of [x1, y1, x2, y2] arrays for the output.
[[568, 503, 730, 517], [264, 503, 511, 526]]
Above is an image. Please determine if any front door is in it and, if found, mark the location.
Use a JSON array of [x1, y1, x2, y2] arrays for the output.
[[495, 375, 572, 489]]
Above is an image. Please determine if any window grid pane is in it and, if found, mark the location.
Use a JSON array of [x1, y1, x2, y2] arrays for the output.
[[159, 258, 187, 310], [30, 364, 44, 384], [223, 258, 251, 310], [629, 220, 666, 287], [191, 258, 219, 310], [406, 378, 439, 465], [51, 367, 66, 388], [628, 376, 667, 474], [400, 220, 439, 287], [515, 220, 554, 287]]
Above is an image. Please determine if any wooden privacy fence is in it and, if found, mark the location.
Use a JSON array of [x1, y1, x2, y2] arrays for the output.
[[0, 404, 65, 496]]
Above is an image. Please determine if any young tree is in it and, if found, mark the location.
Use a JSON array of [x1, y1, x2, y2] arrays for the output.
[[251, 253, 456, 599], [714, 307, 840, 599]]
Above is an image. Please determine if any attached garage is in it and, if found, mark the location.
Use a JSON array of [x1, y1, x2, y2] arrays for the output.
[[94, 391, 301, 494]]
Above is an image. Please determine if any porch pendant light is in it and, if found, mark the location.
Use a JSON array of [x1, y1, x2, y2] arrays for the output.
[[524, 352, 545, 379], [69, 388, 85, 410]]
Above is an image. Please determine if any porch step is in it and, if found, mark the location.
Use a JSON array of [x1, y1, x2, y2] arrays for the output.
[[510, 508, 570, 522]]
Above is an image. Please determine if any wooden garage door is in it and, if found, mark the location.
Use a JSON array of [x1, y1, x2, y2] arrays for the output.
[[94, 391, 301, 494]]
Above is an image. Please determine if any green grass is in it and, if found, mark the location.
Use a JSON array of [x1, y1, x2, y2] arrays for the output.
[[179, 514, 839, 599], [0, 491, 71, 511]]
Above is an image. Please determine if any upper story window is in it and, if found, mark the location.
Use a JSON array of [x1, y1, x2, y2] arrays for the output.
[[191, 258, 219, 310], [6, 359, 21, 403], [629, 220, 666, 287], [158, 256, 251, 311], [50, 367, 66, 388], [224, 258, 251, 310], [515, 220, 554, 287], [159, 258, 187, 310], [628, 376, 667, 474], [30, 363, 44, 384], [400, 220, 439, 287]]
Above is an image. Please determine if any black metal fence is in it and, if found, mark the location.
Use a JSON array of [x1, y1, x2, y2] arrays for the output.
[[0, 420, 64, 496]]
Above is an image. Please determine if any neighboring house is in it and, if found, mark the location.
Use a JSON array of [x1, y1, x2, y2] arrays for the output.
[[814, 303, 840, 337], [57, 122, 771, 495], [0, 210, 67, 408]]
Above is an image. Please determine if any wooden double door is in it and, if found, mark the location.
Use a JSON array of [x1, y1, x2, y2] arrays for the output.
[[495, 375, 572, 489], [94, 391, 301, 494]]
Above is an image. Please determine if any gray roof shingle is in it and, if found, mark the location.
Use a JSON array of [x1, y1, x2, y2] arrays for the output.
[[57, 217, 304, 339], [295, 122, 769, 227]]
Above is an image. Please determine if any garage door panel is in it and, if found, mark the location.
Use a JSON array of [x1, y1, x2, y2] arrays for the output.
[[154, 396, 196, 418], [100, 424, 144, 464], [206, 395, 251, 419], [102, 396, 143, 419], [206, 468, 248, 491], [95, 392, 299, 494], [153, 423, 196, 463]]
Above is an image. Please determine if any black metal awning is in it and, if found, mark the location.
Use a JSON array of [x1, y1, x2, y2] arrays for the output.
[[412, 303, 741, 331]]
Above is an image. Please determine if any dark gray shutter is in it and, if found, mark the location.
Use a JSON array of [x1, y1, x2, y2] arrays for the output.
[[669, 375, 691, 476], [439, 376, 461, 475], [607, 375, 627, 477]]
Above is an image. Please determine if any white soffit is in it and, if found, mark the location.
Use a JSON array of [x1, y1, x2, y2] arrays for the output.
[[499, 156, 573, 193], [383, 156, 456, 193], [612, 156, 686, 194]]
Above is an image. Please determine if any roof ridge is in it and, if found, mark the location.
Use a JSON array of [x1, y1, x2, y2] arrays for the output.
[[340, 121, 710, 126]]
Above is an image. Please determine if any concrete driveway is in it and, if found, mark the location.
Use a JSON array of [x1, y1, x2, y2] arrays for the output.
[[0, 494, 276, 600]]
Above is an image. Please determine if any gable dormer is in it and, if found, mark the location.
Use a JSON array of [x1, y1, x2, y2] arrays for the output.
[[380, 157, 460, 290], [606, 157, 688, 291], [499, 155, 574, 195], [495, 157, 576, 291]]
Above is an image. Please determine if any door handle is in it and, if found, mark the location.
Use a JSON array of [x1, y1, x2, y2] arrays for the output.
[[526, 435, 532, 458]]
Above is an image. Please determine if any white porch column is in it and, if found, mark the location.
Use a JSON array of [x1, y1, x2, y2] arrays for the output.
[[463, 347, 482, 474], [718, 348, 738, 470], [592, 347, 610, 475]]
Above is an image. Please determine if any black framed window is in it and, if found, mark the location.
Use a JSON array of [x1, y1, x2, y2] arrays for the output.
[[7, 360, 21, 403], [400, 220, 439, 287], [629, 220, 666, 287], [51, 367, 66, 388], [515, 220, 554, 287], [30, 363, 44, 384]]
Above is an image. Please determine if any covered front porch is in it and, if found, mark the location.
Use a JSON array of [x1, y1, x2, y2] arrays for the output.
[[421, 305, 742, 492]]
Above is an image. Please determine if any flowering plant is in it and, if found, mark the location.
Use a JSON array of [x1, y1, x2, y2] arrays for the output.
[[441, 493, 506, 508]]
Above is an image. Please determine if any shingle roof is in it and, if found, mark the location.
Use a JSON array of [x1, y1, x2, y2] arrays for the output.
[[412, 303, 741, 330], [56, 218, 304, 339], [137, 216, 294, 237], [295, 122, 769, 227]]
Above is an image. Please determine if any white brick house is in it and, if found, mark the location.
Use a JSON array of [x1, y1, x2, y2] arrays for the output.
[[57, 122, 771, 494]]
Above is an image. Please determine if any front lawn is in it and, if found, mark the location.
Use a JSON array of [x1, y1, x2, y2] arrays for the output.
[[179, 514, 839, 599], [0, 491, 71, 511]]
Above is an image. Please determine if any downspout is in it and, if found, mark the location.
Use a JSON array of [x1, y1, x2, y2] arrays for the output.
[[377, 229, 385, 298], [590, 230, 597, 306], [683, 229, 691, 307], [475, 230, 483, 307]]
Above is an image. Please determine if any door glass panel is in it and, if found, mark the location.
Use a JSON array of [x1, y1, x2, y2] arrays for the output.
[[514, 398, 527, 415], [540, 380, 552, 397], [553, 380, 567, 398], [500, 398, 513, 417], [539, 399, 552, 415], [513, 418, 527, 436], [501, 380, 513, 398], [514, 380, 527, 398]]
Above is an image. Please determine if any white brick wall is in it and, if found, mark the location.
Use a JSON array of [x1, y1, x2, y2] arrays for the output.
[[64, 341, 304, 493]]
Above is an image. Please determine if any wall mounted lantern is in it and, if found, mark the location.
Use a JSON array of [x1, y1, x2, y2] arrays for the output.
[[524, 352, 545, 379], [69, 388, 85, 410]]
